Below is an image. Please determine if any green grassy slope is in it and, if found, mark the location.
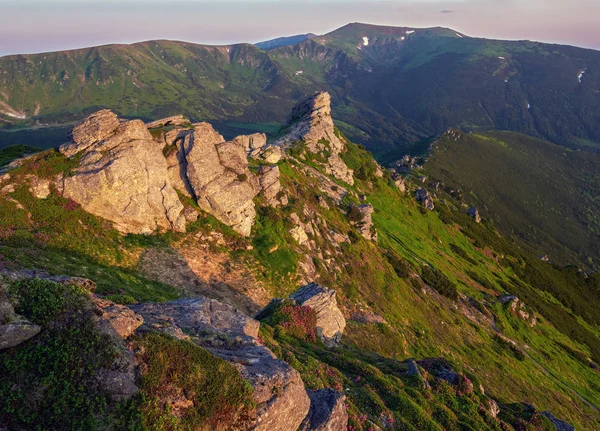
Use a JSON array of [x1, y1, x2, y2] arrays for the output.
[[422, 130, 600, 269], [2, 23, 600, 153], [1, 124, 599, 429]]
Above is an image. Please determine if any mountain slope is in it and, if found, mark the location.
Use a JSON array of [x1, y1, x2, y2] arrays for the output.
[[421, 129, 600, 269], [1, 23, 600, 153], [0, 94, 599, 430]]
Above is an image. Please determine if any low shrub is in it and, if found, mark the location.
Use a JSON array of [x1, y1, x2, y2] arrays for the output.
[[421, 266, 459, 300]]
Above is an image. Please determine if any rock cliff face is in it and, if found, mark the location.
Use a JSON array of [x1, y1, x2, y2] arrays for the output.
[[276, 92, 354, 185]]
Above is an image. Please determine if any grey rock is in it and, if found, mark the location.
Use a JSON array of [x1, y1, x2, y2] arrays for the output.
[[290, 282, 346, 346], [61, 109, 121, 157], [299, 389, 348, 431], [179, 124, 259, 236], [541, 412, 575, 431]]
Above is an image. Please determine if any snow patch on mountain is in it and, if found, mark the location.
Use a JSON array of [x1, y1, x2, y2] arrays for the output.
[[362, 37, 369, 46], [578, 70, 585, 83]]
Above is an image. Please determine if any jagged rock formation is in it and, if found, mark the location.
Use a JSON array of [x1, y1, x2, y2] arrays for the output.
[[468, 206, 481, 223], [416, 187, 435, 210], [299, 389, 348, 431], [56, 110, 271, 236], [276, 92, 354, 185], [348, 203, 377, 241], [130, 298, 311, 431], [258, 165, 288, 207], [167, 122, 259, 236], [290, 282, 346, 346], [59, 116, 187, 234]]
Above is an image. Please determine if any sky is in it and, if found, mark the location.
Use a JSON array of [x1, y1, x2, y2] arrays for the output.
[[1, 0, 599, 57]]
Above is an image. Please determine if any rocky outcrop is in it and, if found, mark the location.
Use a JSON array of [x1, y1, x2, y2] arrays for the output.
[[290, 282, 346, 346], [167, 122, 260, 236], [416, 188, 435, 211], [498, 295, 537, 326], [258, 165, 288, 207], [130, 298, 311, 431], [276, 92, 354, 185], [299, 389, 348, 431], [60, 116, 187, 234], [348, 204, 377, 241], [468, 206, 481, 223], [58, 111, 263, 236], [0, 293, 40, 350]]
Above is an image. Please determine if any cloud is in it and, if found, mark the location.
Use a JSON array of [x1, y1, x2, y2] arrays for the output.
[[440, 10, 454, 14]]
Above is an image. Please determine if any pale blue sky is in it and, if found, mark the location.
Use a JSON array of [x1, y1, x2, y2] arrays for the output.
[[1, 0, 599, 56]]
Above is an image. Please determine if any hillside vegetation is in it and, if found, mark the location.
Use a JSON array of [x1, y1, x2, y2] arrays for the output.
[[422, 129, 600, 269], [1, 100, 599, 429]]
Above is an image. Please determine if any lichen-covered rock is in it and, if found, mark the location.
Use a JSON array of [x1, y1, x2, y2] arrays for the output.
[[175, 124, 259, 236], [348, 204, 377, 241], [60, 113, 186, 234], [258, 165, 287, 207], [93, 297, 143, 339], [416, 188, 435, 211], [290, 282, 346, 346], [276, 92, 354, 185], [130, 297, 310, 431], [0, 317, 41, 351], [299, 389, 348, 431], [60, 109, 121, 157]]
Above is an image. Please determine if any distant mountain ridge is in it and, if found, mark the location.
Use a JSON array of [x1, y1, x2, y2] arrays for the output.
[[255, 33, 316, 51], [1, 22, 599, 154]]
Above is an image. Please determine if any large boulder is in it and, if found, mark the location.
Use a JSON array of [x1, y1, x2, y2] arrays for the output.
[[0, 298, 41, 350], [130, 298, 311, 431], [276, 92, 354, 185], [290, 283, 346, 346], [59, 113, 187, 234], [299, 389, 348, 431]]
